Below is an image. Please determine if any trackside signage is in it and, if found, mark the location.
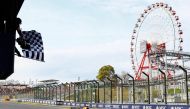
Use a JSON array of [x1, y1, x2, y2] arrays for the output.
[[121, 104, 190, 109], [21, 100, 190, 109]]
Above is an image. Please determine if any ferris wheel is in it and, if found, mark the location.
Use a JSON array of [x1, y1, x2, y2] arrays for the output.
[[130, 3, 183, 80]]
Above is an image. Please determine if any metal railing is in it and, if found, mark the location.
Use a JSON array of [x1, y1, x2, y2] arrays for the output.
[[1, 66, 190, 108]]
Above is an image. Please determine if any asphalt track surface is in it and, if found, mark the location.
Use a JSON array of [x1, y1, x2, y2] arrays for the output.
[[0, 102, 73, 109]]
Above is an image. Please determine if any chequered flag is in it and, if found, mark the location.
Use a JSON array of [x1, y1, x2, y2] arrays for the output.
[[21, 30, 44, 61]]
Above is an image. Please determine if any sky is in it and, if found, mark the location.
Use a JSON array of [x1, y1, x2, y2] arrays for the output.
[[6, 0, 190, 84]]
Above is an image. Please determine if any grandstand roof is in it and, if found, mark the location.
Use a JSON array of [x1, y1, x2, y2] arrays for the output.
[[39, 79, 59, 83]]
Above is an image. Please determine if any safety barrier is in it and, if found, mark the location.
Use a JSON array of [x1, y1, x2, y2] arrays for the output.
[[19, 99, 190, 109]]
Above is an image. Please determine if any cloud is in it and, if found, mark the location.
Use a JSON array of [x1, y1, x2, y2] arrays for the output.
[[10, 39, 131, 82], [50, 39, 129, 57]]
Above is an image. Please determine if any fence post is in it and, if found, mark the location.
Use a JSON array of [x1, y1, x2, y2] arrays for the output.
[[101, 80, 106, 103], [158, 69, 167, 104], [178, 65, 189, 104], [114, 74, 123, 104], [63, 83, 66, 101], [73, 82, 76, 102], [59, 84, 62, 101], [127, 73, 135, 104], [142, 72, 150, 104], [55, 85, 58, 101], [107, 77, 113, 104], [93, 80, 100, 103], [45, 86, 48, 100], [49, 86, 51, 100]]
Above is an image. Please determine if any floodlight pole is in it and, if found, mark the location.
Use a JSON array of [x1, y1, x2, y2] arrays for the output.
[[158, 69, 167, 104], [142, 72, 150, 104], [127, 73, 135, 104]]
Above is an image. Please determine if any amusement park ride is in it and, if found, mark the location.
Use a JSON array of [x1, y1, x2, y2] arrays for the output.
[[130, 2, 190, 80]]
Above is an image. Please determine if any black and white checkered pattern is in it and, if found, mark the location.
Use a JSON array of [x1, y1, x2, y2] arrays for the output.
[[22, 30, 44, 61]]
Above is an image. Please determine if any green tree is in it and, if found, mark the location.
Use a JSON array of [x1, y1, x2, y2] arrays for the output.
[[96, 65, 115, 81]]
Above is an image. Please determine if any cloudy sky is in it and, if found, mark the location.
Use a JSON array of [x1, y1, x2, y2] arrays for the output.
[[6, 0, 190, 83]]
